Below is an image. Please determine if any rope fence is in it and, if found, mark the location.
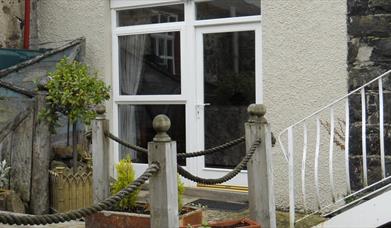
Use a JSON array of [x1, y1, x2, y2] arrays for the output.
[[0, 104, 276, 227], [0, 163, 160, 225], [177, 139, 261, 185]]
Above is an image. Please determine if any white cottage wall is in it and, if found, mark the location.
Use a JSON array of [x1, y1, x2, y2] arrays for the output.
[[262, 0, 348, 209]]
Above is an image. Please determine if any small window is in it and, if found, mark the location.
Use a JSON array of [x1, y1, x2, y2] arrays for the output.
[[117, 4, 184, 27], [196, 0, 260, 20]]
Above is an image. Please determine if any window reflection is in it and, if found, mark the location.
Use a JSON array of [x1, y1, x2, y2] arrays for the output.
[[118, 32, 181, 95], [203, 31, 255, 169], [196, 0, 260, 20], [117, 4, 184, 26]]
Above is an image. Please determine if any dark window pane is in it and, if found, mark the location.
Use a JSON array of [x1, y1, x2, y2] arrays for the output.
[[118, 32, 181, 95], [203, 31, 255, 169], [118, 104, 186, 165], [196, 0, 260, 20], [118, 4, 184, 26]]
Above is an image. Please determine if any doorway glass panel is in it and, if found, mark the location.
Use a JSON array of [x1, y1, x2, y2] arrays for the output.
[[203, 31, 255, 169], [118, 104, 186, 166]]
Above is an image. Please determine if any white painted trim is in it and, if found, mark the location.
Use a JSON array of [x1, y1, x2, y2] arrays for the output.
[[113, 22, 185, 36], [194, 16, 261, 27]]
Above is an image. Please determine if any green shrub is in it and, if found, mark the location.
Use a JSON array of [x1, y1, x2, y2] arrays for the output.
[[112, 158, 186, 211], [112, 156, 139, 209], [178, 174, 185, 210], [39, 57, 110, 132]]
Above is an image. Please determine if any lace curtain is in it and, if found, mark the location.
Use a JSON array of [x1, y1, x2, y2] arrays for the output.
[[119, 35, 146, 160]]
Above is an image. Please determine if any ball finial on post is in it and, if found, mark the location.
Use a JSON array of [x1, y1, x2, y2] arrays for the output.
[[247, 104, 267, 123], [95, 104, 106, 119], [153, 114, 171, 142]]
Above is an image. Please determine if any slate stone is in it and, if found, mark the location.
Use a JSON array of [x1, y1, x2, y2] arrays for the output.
[[348, 15, 391, 37]]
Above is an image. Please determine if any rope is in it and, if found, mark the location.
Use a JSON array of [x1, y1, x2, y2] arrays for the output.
[[105, 131, 245, 158], [0, 163, 160, 225], [177, 139, 261, 185], [177, 137, 245, 159], [106, 131, 148, 154]]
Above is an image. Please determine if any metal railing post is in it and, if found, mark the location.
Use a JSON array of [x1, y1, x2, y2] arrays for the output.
[[91, 104, 110, 203], [148, 114, 179, 228], [245, 104, 276, 228]]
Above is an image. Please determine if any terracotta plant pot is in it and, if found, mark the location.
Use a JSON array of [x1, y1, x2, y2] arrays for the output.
[[86, 206, 203, 228], [180, 218, 261, 228]]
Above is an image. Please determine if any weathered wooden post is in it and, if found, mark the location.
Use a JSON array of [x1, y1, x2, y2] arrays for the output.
[[91, 104, 110, 203], [148, 114, 179, 228], [30, 79, 51, 214], [245, 104, 276, 228]]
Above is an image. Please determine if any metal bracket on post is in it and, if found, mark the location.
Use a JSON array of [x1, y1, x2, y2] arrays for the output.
[[148, 114, 179, 228], [245, 104, 276, 228], [91, 104, 110, 204]]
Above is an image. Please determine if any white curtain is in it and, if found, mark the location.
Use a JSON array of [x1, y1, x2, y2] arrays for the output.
[[119, 35, 146, 160]]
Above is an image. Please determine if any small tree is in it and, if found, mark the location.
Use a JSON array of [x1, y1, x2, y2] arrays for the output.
[[40, 57, 110, 171]]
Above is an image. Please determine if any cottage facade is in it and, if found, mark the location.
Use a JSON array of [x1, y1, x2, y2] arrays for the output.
[[31, 0, 362, 209]]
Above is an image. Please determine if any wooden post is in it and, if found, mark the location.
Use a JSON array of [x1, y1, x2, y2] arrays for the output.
[[148, 114, 179, 228], [245, 104, 276, 228], [91, 104, 110, 203], [30, 80, 51, 214]]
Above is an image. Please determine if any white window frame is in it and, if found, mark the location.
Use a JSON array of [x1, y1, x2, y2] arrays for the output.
[[111, 0, 262, 183]]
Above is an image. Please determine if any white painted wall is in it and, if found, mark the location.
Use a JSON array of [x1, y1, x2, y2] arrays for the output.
[[262, 0, 348, 210]]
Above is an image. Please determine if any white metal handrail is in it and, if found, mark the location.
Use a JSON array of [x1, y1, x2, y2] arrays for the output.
[[278, 70, 391, 227]]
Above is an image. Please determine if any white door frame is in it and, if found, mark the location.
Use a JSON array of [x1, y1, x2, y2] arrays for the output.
[[194, 23, 262, 187], [110, 1, 262, 186]]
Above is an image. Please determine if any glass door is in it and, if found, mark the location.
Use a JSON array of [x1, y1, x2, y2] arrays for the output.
[[195, 23, 262, 187]]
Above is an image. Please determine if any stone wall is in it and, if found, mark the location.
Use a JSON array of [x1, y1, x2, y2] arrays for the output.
[[0, 0, 24, 48], [347, 0, 391, 189]]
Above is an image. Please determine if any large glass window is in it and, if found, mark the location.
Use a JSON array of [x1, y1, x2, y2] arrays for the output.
[[117, 4, 184, 27], [118, 104, 186, 165], [118, 32, 181, 95], [196, 0, 260, 20]]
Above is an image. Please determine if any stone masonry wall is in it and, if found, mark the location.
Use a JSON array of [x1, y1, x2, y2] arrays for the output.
[[348, 0, 391, 189], [0, 0, 24, 48]]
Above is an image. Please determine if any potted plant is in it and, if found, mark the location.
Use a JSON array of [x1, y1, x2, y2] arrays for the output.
[[182, 218, 261, 228], [86, 157, 203, 228], [39, 57, 110, 172]]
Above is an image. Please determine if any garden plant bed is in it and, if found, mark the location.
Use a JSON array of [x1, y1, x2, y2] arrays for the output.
[[181, 218, 260, 228], [85, 204, 202, 228]]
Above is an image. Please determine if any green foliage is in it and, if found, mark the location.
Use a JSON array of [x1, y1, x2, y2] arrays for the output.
[[0, 160, 10, 189], [178, 174, 185, 210], [39, 57, 110, 132], [112, 156, 139, 209]]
